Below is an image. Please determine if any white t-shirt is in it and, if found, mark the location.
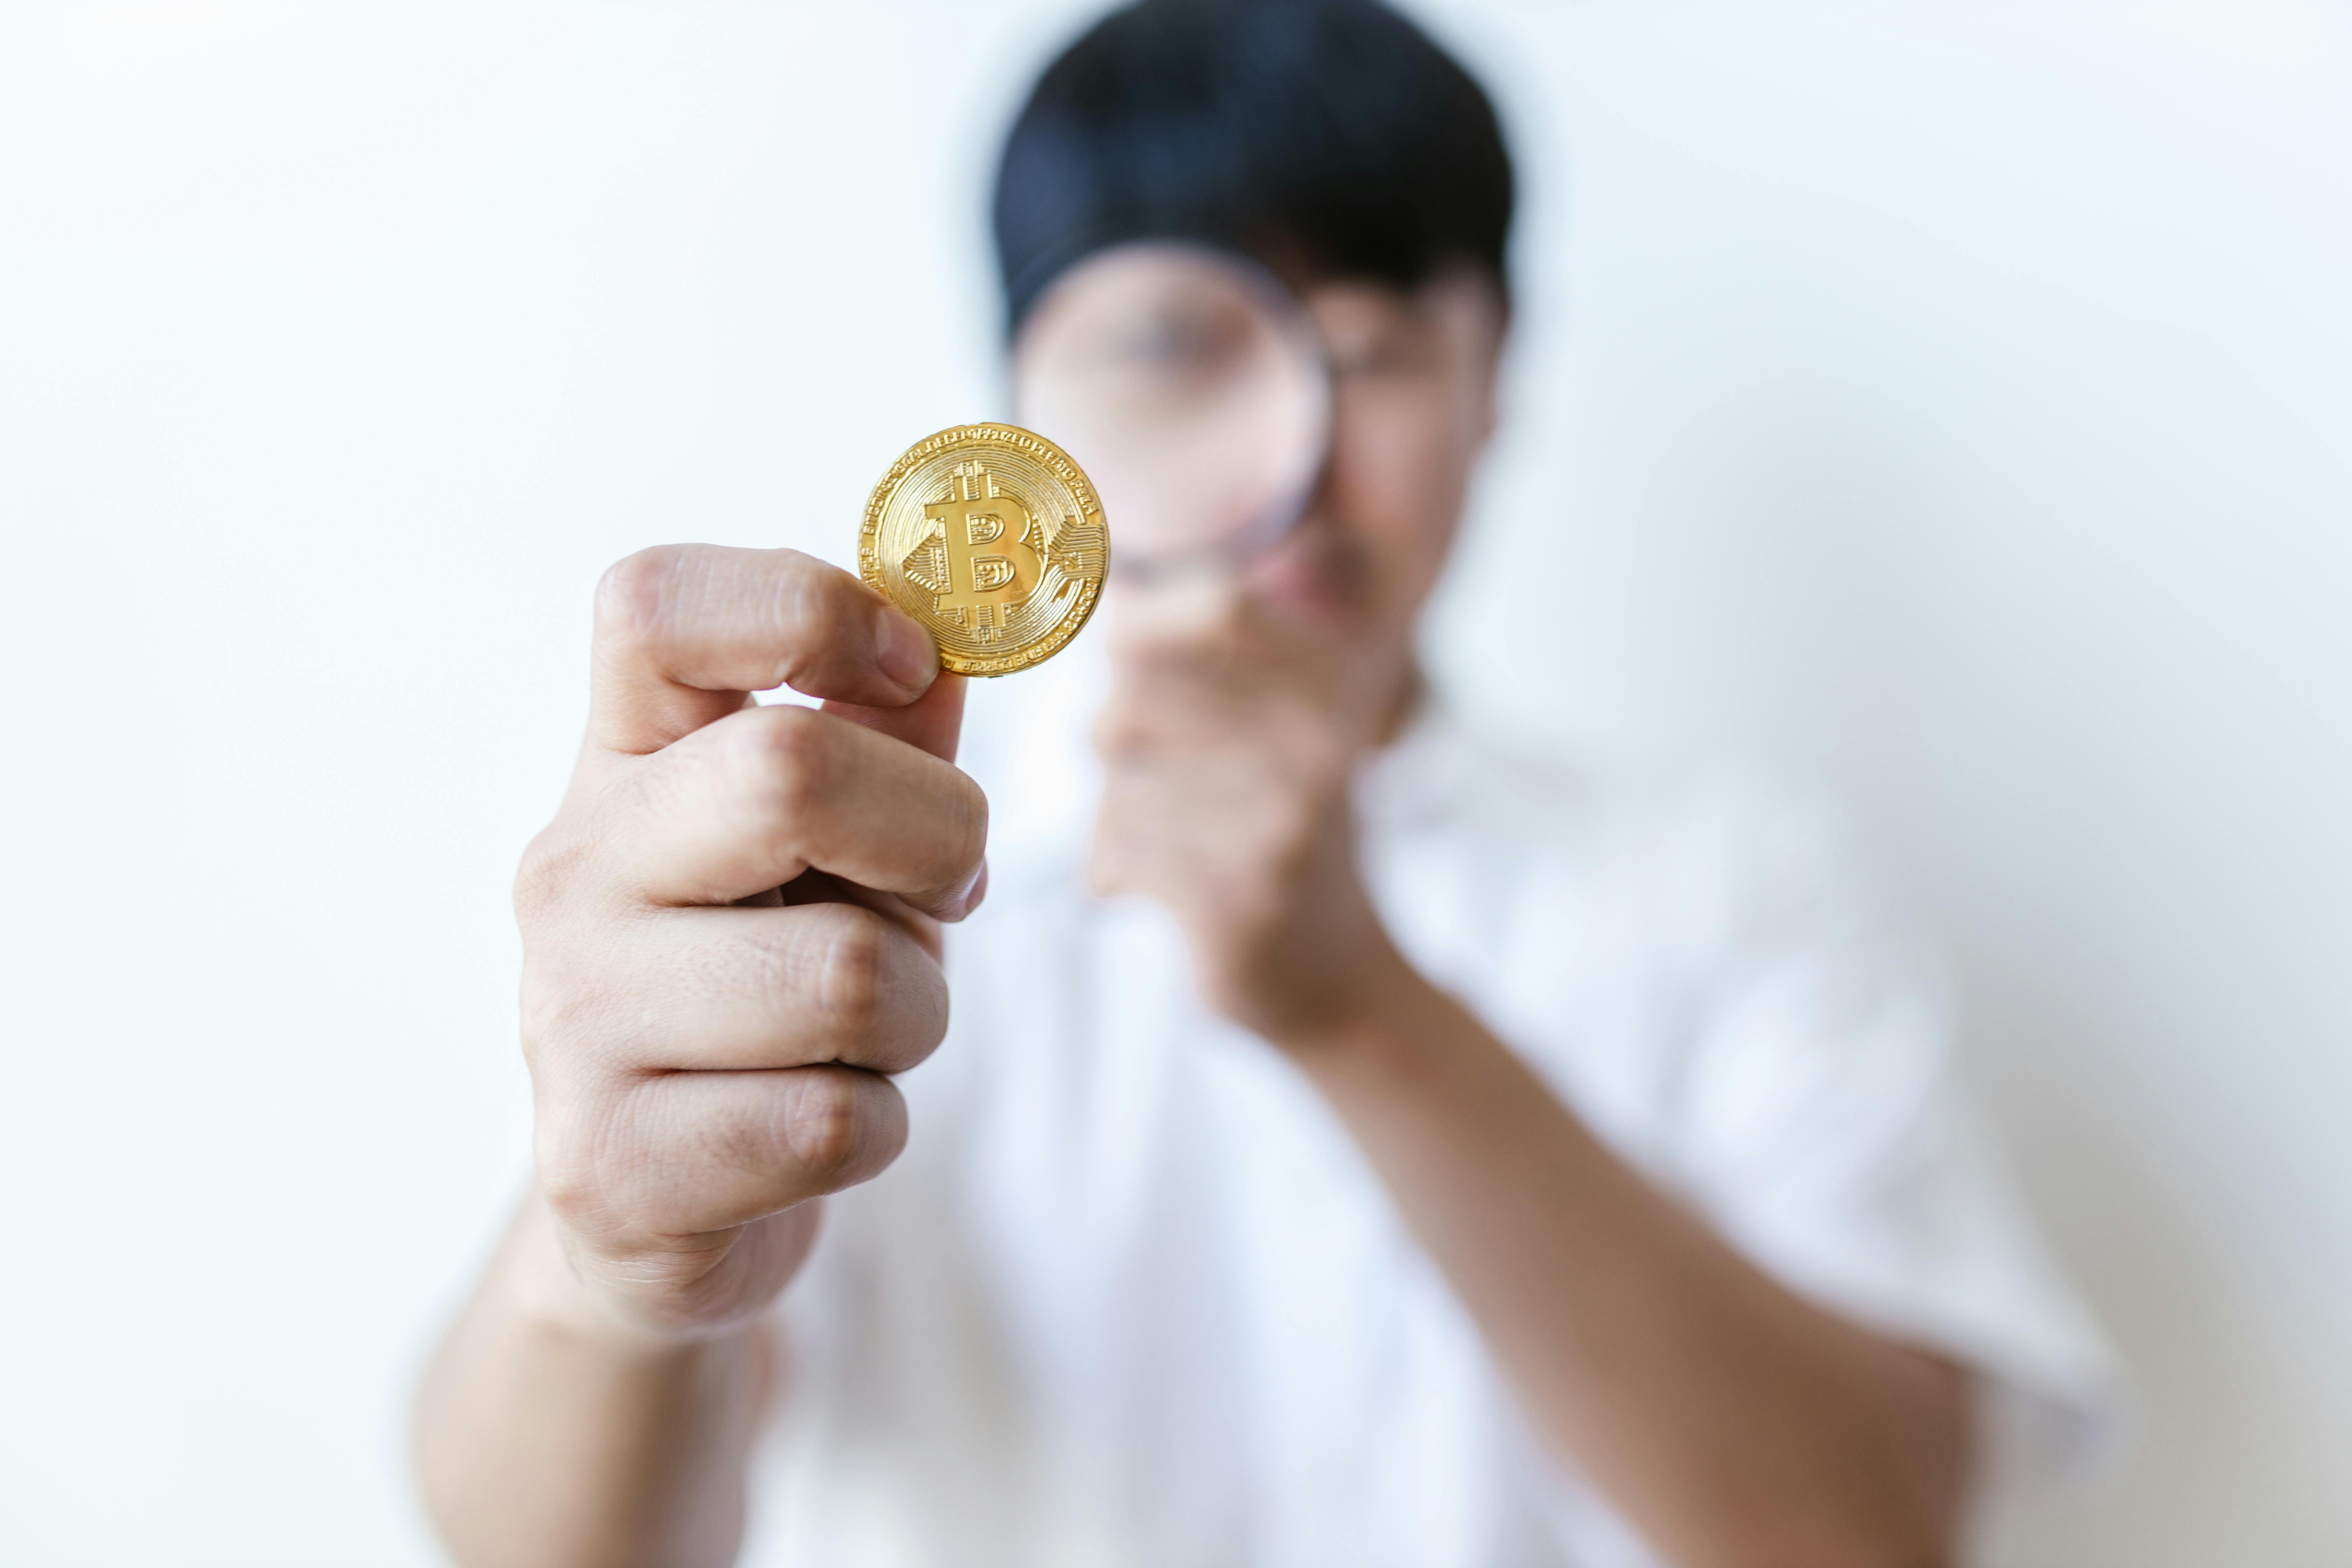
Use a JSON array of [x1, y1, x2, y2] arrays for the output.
[[744, 662, 2122, 1567]]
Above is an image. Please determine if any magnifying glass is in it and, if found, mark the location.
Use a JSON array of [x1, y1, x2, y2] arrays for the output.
[[1011, 241, 1331, 582]]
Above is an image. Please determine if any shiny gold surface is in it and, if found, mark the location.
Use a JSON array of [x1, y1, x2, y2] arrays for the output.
[[860, 424, 1109, 677]]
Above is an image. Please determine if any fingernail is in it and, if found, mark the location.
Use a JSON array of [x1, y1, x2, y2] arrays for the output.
[[958, 861, 990, 919], [875, 607, 938, 694]]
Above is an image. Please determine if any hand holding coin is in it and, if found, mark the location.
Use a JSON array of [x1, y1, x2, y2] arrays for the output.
[[511, 547, 984, 1343], [507, 427, 1105, 1340]]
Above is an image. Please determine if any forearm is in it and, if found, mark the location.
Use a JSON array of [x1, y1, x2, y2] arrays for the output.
[[1286, 954, 1968, 1568], [414, 1194, 775, 1568]]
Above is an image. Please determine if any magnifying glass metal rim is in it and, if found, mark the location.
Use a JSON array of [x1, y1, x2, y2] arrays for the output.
[[1007, 237, 1334, 583]]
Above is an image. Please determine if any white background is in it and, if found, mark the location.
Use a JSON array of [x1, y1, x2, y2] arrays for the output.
[[1, 2, 2346, 1563]]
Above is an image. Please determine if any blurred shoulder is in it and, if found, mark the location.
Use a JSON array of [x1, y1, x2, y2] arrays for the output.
[[1365, 704, 1937, 1147], [1363, 701, 1878, 960]]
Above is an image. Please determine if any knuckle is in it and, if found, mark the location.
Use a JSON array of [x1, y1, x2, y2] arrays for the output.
[[516, 948, 621, 1075], [740, 705, 833, 830], [775, 555, 865, 678], [594, 546, 690, 653], [811, 904, 891, 1043], [513, 805, 621, 923], [534, 1151, 603, 1230], [513, 882, 642, 1074], [533, 1099, 622, 1231], [512, 824, 577, 919], [778, 1070, 880, 1187]]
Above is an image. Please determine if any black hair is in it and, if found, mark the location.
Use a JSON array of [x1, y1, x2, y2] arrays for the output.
[[991, 0, 1514, 335]]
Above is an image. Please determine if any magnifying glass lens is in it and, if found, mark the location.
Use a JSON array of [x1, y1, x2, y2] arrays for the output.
[[1014, 245, 1328, 573]]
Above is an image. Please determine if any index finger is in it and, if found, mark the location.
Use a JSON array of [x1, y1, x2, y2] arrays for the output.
[[589, 545, 940, 755]]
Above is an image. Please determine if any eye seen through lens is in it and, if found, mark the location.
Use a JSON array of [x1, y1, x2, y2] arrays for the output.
[[1012, 243, 1331, 577]]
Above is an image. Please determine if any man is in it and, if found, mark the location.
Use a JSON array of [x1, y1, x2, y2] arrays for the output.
[[417, 2, 2118, 1563]]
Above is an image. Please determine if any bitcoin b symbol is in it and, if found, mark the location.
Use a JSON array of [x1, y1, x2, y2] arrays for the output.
[[924, 464, 1045, 634]]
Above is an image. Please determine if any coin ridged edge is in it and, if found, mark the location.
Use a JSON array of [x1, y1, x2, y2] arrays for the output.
[[858, 423, 1108, 678]]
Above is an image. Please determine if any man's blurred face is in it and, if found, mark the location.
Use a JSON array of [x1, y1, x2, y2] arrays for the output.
[[1079, 261, 1512, 1034], [1243, 265, 1507, 672]]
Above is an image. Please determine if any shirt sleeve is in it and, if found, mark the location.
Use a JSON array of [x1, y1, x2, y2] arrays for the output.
[[1491, 779, 2132, 1483]]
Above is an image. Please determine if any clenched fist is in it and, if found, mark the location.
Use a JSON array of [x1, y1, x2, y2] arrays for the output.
[[515, 544, 986, 1340]]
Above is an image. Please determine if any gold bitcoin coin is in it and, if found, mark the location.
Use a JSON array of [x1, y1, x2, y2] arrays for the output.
[[859, 424, 1110, 677]]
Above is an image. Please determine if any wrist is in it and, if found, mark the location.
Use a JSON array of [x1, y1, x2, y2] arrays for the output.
[[1264, 938, 1444, 1067], [500, 1192, 750, 1359]]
